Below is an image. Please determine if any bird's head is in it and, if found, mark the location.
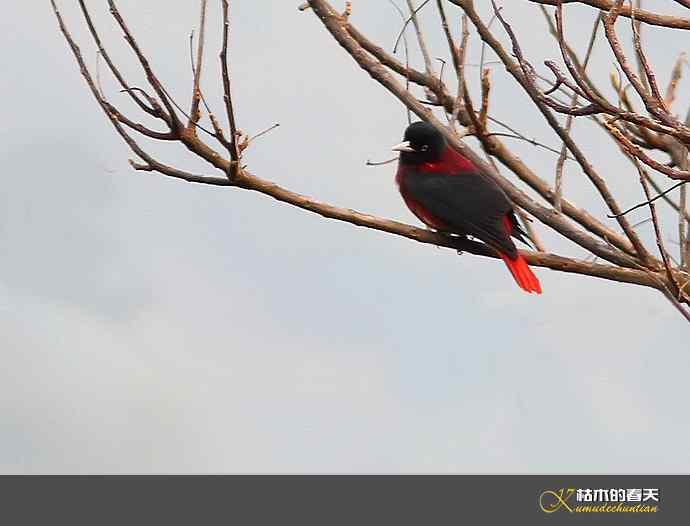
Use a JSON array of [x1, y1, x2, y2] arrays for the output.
[[391, 121, 447, 165]]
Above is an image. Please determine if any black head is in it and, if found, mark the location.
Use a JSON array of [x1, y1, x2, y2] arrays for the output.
[[392, 121, 447, 165]]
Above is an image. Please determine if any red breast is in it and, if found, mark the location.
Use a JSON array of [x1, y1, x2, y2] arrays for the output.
[[395, 147, 475, 230]]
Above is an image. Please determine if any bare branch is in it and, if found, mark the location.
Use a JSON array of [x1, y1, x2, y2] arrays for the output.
[[406, 0, 436, 77], [664, 53, 686, 108], [638, 161, 686, 300], [189, 0, 208, 129], [552, 10, 600, 212], [76, 0, 163, 120], [107, 0, 183, 131], [528, 0, 690, 30], [486, 0, 652, 262], [604, 122, 690, 180], [603, 1, 672, 125], [609, 181, 686, 217], [235, 171, 669, 291], [220, 0, 241, 174]]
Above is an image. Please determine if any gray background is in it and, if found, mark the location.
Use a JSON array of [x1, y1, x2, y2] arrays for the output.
[[0, 1, 686, 473]]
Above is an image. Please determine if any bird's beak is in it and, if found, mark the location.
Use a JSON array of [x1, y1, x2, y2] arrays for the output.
[[391, 140, 414, 153]]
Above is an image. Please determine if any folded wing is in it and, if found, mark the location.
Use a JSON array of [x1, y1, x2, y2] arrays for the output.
[[402, 170, 518, 259]]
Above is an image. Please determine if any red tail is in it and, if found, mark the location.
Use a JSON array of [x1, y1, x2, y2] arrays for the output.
[[499, 253, 542, 294]]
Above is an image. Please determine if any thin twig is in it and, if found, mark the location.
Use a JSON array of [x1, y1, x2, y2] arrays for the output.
[[406, 0, 436, 76], [664, 52, 687, 108], [220, 0, 241, 176], [366, 157, 399, 166], [248, 123, 280, 144], [646, 173, 690, 220], [189, 0, 208, 129], [77, 0, 161, 119], [526, 0, 690, 31], [387, 0, 414, 124], [553, 11, 600, 211], [107, 0, 182, 131], [637, 161, 686, 301], [608, 181, 686, 217], [393, 0, 433, 53]]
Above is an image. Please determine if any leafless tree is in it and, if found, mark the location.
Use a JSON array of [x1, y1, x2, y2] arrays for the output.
[[52, 0, 690, 322]]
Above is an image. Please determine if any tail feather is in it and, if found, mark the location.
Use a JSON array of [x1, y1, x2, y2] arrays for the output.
[[499, 253, 542, 294]]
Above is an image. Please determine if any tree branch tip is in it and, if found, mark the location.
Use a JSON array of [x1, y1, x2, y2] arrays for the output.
[[129, 159, 152, 171], [366, 156, 398, 166], [248, 122, 281, 143]]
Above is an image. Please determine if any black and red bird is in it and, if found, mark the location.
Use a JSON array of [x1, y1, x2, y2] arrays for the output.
[[392, 121, 542, 294]]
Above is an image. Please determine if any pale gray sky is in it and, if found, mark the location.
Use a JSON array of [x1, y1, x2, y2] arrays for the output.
[[0, 1, 687, 473]]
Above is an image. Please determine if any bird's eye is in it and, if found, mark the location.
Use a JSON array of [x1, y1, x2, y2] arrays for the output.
[[420, 145, 429, 151]]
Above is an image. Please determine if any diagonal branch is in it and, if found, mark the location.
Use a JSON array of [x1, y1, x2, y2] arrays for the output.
[[107, 0, 183, 132], [603, 0, 674, 126], [405, 0, 436, 77], [76, 0, 165, 121], [527, 0, 690, 30]]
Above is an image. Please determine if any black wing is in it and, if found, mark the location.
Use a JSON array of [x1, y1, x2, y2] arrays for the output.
[[403, 170, 518, 258]]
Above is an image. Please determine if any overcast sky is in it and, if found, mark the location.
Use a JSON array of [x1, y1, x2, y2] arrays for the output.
[[0, 1, 687, 473]]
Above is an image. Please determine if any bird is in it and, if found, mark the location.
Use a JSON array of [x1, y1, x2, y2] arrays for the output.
[[392, 121, 542, 294]]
